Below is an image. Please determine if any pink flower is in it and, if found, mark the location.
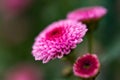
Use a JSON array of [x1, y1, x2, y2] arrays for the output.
[[73, 53, 100, 78], [5, 63, 43, 80], [32, 20, 87, 63], [67, 6, 107, 22], [0, 0, 32, 18]]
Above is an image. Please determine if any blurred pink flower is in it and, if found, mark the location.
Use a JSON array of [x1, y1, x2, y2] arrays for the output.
[[67, 6, 107, 22], [32, 20, 87, 63], [73, 53, 100, 78], [5, 63, 43, 80], [0, 0, 32, 20], [2, 0, 32, 12]]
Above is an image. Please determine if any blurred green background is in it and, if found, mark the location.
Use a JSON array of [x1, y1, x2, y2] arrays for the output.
[[0, 0, 120, 80]]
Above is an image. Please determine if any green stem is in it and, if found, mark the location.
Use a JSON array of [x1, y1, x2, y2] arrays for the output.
[[82, 77, 95, 80], [87, 31, 93, 53], [85, 20, 99, 54], [61, 50, 76, 77], [64, 50, 76, 64], [86, 21, 99, 53]]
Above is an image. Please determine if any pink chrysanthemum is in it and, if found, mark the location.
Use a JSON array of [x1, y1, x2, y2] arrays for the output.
[[32, 20, 87, 63], [67, 6, 107, 22], [73, 53, 100, 78]]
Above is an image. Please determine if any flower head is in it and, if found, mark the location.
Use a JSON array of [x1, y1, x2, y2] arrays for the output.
[[67, 6, 107, 22], [32, 20, 87, 63], [73, 53, 100, 78]]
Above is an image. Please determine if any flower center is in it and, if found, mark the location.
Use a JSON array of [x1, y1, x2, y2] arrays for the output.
[[51, 30, 59, 35], [83, 60, 91, 69], [46, 27, 64, 40]]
